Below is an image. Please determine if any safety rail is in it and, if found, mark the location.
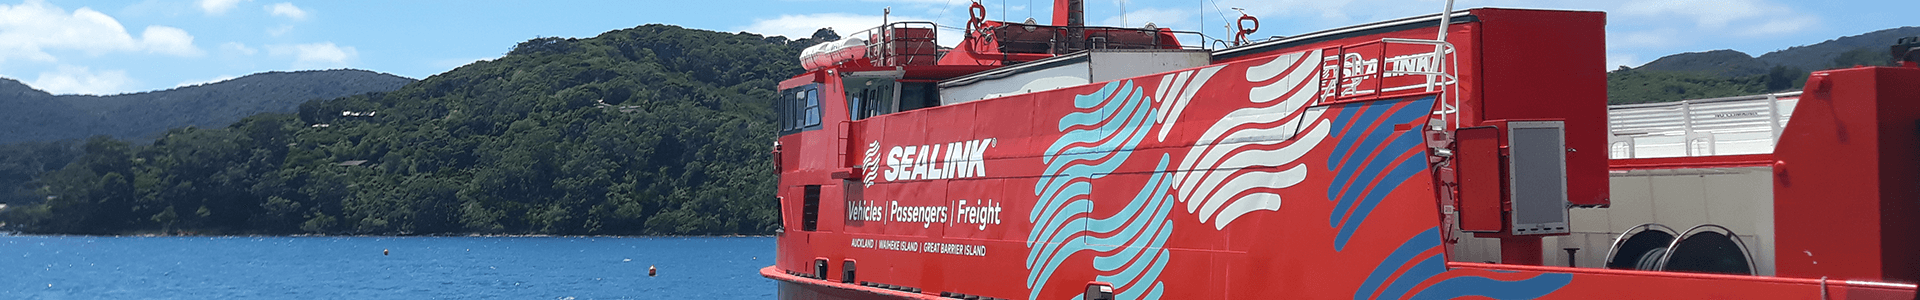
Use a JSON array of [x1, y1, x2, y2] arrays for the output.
[[981, 23, 1209, 55], [1380, 38, 1462, 130], [1420, 0, 1461, 131], [844, 22, 942, 67], [1607, 91, 1799, 159]]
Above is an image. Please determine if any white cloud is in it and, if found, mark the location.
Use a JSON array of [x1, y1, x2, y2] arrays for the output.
[[1609, 29, 1682, 50], [1615, 0, 1815, 36], [1607, 53, 1643, 70], [140, 26, 199, 56], [267, 42, 357, 69], [0, 0, 204, 63], [197, 0, 248, 15], [856, 0, 949, 3], [175, 74, 235, 88], [265, 2, 306, 20], [1741, 15, 1817, 36], [31, 65, 134, 95], [120, 0, 193, 17], [267, 24, 293, 36], [741, 13, 896, 40], [220, 41, 256, 55], [1099, 7, 1191, 29], [1617, 0, 1757, 28], [1210, 0, 1361, 26], [432, 57, 493, 71]]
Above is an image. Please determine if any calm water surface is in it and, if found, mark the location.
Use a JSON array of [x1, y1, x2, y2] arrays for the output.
[[0, 235, 774, 299]]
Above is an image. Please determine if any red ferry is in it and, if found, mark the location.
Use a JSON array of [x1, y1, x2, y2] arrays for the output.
[[761, 1, 1920, 299]]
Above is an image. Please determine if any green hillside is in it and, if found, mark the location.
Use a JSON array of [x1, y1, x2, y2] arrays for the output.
[[1606, 65, 1807, 105], [0, 70, 415, 144], [1757, 26, 1920, 72], [0, 70, 414, 208], [2, 25, 829, 235], [1607, 27, 1915, 104]]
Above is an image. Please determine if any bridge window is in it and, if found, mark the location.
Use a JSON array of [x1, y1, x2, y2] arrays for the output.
[[844, 75, 946, 121], [897, 81, 940, 112], [779, 84, 822, 135], [848, 80, 894, 120]]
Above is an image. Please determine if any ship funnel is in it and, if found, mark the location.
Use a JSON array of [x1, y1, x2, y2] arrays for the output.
[[1052, 0, 1083, 27]]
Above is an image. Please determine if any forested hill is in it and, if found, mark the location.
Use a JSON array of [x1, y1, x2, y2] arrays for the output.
[[1, 25, 834, 235], [0, 70, 415, 144], [1607, 26, 1920, 104]]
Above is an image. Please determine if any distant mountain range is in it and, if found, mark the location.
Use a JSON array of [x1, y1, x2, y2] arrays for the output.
[[1607, 26, 1920, 104], [0, 70, 414, 144], [1635, 26, 1920, 77]]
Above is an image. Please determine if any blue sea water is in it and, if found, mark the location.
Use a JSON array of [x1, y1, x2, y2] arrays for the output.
[[0, 235, 775, 299]]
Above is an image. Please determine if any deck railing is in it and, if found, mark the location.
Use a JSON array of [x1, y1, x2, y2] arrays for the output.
[[1607, 91, 1800, 159]]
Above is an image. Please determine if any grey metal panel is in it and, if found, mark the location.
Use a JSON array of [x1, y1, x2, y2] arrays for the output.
[[1212, 10, 1476, 60], [936, 49, 1209, 105], [1087, 50, 1211, 82], [937, 60, 1090, 105], [1508, 121, 1569, 235]]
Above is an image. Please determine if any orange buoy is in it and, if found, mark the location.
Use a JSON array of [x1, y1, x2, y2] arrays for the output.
[[648, 265, 657, 277]]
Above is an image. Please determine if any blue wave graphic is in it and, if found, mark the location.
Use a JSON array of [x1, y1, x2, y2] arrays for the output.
[[1028, 81, 1174, 300], [1323, 96, 1436, 250], [1355, 227, 1572, 300], [1407, 273, 1574, 300], [1354, 228, 1446, 300]]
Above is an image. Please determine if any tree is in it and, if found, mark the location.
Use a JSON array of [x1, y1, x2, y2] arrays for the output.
[[1832, 46, 1894, 68]]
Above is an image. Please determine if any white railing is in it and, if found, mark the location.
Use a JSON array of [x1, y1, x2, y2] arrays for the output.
[[1607, 91, 1800, 159], [1381, 38, 1461, 130]]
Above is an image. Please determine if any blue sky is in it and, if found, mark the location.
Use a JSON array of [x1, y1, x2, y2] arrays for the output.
[[3, 0, 1916, 95]]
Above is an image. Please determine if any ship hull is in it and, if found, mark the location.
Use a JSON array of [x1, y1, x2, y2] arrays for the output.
[[765, 266, 943, 300], [764, 6, 1920, 299]]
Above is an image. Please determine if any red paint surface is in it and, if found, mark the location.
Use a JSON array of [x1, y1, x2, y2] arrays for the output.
[[1454, 125, 1504, 233], [1773, 66, 1920, 283], [1471, 9, 1610, 207], [1608, 154, 1776, 171]]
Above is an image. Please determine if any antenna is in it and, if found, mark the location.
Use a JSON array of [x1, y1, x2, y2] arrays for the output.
[[1221, 6, 1240, 43], [1230, 8, 1256, 46]]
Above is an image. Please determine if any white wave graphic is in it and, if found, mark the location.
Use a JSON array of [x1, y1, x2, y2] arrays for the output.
[[862, 141, 879, 187], [1168, 49, 1330, 228], [1154, 65, 1224, 142]]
